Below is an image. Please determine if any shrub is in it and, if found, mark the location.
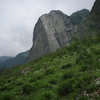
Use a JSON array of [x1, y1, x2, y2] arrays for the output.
[[62, 71, 73, 80], [79, 65, 88, 71], [31, 81, 51, 91], [0, 93, 13, 100], [76, 48, 89, 64], [30, 73, 43, 82], [74, 74, 94, 91], [40, 91, 55, 100], [45, 68, 54, 75], [86, 84, 97, 93], [57, 79, 75, 97], [82, 74, 93, 84], [22, 83, 33, 95], [76, 48, 97, 70], [78, 96, 90, 100], [48, 77, 57, 85], [61, 63, 72, 69]]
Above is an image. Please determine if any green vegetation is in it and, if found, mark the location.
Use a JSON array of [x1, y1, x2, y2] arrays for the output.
[[0, 35, 100, 100]]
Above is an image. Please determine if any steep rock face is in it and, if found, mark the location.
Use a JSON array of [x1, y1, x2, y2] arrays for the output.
[[28, 9, 90, 61], [28, 10, 74, 61]]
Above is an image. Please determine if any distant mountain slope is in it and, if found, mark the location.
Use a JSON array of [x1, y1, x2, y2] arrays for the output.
[[0, 56, 12, 65], [78, 0, 100, 37], [0, 51, 29, 69]]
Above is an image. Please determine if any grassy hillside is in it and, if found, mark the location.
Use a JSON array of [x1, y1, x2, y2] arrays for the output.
[[0, 35, 100, 100]]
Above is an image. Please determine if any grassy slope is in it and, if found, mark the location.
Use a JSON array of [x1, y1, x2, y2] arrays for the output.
[[0, 35, 100, 100]]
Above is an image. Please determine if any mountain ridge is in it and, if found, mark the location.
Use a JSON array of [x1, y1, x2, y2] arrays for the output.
[[0, 50, 29, 69], [28, 9, 89, 61], [78, 0, 100, 37]]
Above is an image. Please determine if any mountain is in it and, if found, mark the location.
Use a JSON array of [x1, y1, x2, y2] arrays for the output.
[[0, 10, 90, 67], [0, 0, 100, 100], [0, 51, 29, 69], [70, 9, 89, 26], [0, 56, 12, 65], [28, 10, 74, 61], [90, 0, 100, 28], [70, 9, 89, 32], [78, 0, 100, 37], [28, 9, 89, 61]]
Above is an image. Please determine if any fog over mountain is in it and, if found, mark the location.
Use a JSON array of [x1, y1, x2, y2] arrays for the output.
[[0, 0, 95, 56]]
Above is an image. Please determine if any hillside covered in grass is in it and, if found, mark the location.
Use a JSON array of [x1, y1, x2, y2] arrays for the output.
[[0, 35, 100, 100]]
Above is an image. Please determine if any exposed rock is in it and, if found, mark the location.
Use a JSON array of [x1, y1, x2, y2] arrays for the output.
[[95, 78, 100, 85], [28, 10, 74, 61], [21, 67, 31, 75], [28, 9, 90, 61]]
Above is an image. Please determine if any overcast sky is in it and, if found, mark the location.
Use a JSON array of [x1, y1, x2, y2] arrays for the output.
[[0, 0, 95, 57]]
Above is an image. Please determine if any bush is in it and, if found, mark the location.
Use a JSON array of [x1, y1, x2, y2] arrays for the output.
[[76, 48, 89, 64], [82, 74, 93, 84], [62, 71, 73, 80], [76, 48, 97, 70], [40, 91, 55, 100], [86, 84, 97, 93], [48, 77, 57, 85], [74, 74, 94, 91], [0, 93, 13, 100], [45, 68, 54, 75], [78, 96, 90, 100], [57, 79, 75, 97], [30, 73, 43, 82], [31, 81, 51, 90], [61, 63, 72, 69], [22, 83, 33, 95], [79, 65, 88, 71]]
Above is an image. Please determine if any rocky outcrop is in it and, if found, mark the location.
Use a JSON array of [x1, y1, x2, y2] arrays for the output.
[[28, 10, 74, 61], [28, 10, 90, 61]]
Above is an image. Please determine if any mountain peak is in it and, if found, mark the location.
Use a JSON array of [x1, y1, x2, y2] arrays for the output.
[[91, 0, 100, 14], [49, 10, 64, 15], [28, 10, 74, 61], [70, 9, 90, 25], [40, 10, 68, 20]]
